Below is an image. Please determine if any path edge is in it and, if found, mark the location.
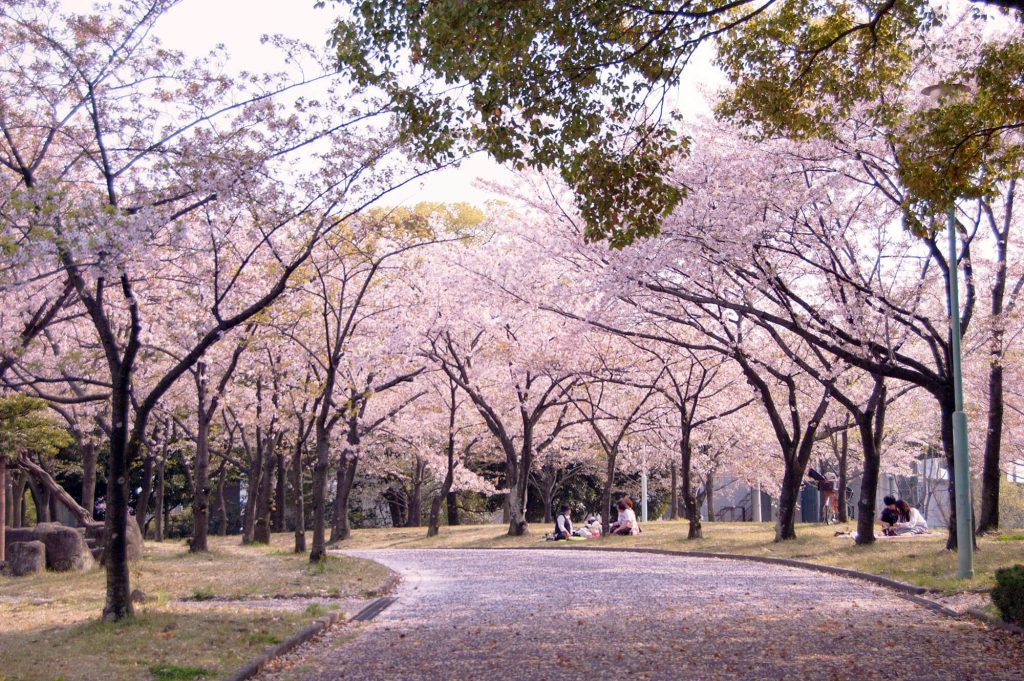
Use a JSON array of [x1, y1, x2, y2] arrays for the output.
[[222, 571, 401, 681]]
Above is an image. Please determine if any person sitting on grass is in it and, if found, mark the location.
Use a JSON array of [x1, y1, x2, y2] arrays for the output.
[[609, 498, 640, 535], [553, 504, 573, 540], [891, 499, 929, 535], [879, 495, 900, 536], [578, 515, 602, 538]]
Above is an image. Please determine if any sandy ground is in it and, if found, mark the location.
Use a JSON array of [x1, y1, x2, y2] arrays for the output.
[[254, 549, 1024, 681]]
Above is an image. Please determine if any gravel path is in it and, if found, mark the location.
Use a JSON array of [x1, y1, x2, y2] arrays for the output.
[[255, 549, 1024, 681]]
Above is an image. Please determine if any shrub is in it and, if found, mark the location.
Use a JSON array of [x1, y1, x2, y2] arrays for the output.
[[991, 564, 1024, 626]]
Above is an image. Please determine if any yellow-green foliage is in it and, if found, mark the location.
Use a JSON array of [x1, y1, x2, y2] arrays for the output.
[[0, 394, 73, 462]]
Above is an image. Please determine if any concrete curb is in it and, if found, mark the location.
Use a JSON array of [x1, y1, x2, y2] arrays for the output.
[[222, 570, 402, 681], [222, 610, 346, 681], [965, 608, 1024, 635]]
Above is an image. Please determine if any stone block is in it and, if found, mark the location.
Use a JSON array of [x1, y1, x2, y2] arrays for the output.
[[8, 540, 46, 576], [32, 522, 94, 572]]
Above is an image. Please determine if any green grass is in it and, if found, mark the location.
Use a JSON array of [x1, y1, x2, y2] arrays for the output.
[[190, 586, 215, 601], [0, 533, 391, 681], [149, 664, 209, 680]]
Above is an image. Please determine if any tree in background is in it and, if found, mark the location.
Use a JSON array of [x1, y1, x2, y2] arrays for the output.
[[0, 395, 73, 561]]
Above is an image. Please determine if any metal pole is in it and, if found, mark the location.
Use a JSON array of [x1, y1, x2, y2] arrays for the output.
[[752, 481, 762, 523], [947, 206, 975, 579], [641, 465, 648, 523]]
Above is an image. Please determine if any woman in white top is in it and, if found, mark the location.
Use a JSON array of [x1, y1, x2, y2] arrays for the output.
[[609, 498, 640, 535], [891, 500, 929, 535]]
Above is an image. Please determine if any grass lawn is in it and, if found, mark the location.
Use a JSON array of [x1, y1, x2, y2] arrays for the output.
[[336, 519, 1024, 593], [0, 533, 390, 681]]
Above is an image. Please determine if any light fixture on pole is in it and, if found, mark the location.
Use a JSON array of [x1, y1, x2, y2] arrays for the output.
[[921, 82, 975, 579]]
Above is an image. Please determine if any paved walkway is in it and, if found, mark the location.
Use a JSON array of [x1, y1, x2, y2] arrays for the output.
[[256, 548, 1024, 681]]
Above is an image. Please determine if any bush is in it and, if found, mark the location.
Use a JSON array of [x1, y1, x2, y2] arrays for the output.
[[991, 564, 1024, 626]]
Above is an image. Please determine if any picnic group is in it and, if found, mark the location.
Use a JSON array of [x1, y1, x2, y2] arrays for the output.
[[878, 496, 930, 536], [547, 497, 642, 541]]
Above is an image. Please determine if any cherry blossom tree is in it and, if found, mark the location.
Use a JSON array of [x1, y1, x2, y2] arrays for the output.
[[419, 230, 586, 536], [0, 0, 440, 619]]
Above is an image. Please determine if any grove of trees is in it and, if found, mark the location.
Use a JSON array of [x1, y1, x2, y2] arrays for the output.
[[1, 0, 1022, 623]]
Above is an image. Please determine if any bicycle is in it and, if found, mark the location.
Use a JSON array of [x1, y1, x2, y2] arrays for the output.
[[812, 477, 839, 525]]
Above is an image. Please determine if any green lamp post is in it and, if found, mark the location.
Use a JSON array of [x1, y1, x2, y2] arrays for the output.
[[945, 204, 975, 579], [921, 83, 975, 579]]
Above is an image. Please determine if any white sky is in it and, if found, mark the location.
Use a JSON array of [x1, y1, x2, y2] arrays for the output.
[[152, 0, 722, 209]]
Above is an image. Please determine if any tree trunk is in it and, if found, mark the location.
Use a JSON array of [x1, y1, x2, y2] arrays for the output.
[[103, 384, 134, 621], [38, 479, 51, 523], [81, 441, 97, 521], [0, 457, 6, 563], [506, 456, 530, 537], [241, 449, 261, 545], [776, 458, 803, 541], [938, 391, 962, 551], [273, 451, 286, 533], [48, 488, 59, 523], [214, 465, 228, 536], [680, 433, 701, 539], [855, 418, 882, 546], [446, 491, 459, 526], [26, 476, 44, 522], [253, 438, 277, 544], [136, 452, 154, 536], [191, 405, 211, 552], [330, 462, 347, 542], [292, 436, 305, 553], [851, 381, 887, 546], [383, 487, 404, 527], [427, 439, 456, 538], [309, 428, 330, 562], [601, 453, 615, 536], [669, 460, 679, 521], [540, 484, 554, 525], [837, 427, 850, 523], [333, 455, 358, 541], [506, 475, 529, 535], [2, 465, 11, 526], [154, 457, 165, 542], [405, 457, 425, 527], [977, 359, 1003, 533], [705, 469, 716, 522], [14, 472, 26, 527], [977, 191, 1012, 534]]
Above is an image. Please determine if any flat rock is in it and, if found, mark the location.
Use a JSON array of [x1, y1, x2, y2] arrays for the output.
[[33, 522, 94, 571]]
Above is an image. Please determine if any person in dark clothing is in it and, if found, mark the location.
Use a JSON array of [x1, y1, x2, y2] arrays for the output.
[[553, 504, 573, 540], [879, 495, 899, 535]]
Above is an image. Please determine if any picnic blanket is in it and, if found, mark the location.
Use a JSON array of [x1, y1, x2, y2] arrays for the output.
[[838, 531, 939, 540]]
